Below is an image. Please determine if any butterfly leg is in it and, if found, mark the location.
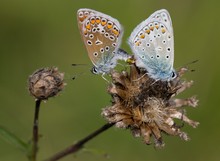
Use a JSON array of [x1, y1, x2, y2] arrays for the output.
[[101, 73, 110, 83]]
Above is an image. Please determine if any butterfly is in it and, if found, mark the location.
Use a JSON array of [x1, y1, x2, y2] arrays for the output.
[[77, 8, 129, 76], [128, 9, 176, 81]]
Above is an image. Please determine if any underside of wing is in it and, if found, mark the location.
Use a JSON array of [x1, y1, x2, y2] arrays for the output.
[[77, 8, 123, 67], [128, 9, 174, 80]]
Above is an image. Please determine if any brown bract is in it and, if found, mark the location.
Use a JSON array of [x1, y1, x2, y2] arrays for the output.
[[102, 64, 199, 148], [28, 67, 65, 100]]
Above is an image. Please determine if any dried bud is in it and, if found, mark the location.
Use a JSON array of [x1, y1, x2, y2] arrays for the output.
[[28, 67, 65, 100], [102, 65, 199, 148]]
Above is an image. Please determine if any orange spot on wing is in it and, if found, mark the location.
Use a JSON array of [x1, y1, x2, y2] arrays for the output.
[[79, 17, 85, 22], [81, 15, 88, 22], [86, 24, 91, 30], [155, 25, 159, 29], [107, 24, 113, 29], [101, 21, 107, 26], [150, 26, 154, 31], [112, 29, 119, 36], [146, 29, 150, 34], [135, 41, 140, 46], [96, 18, 101, 24], [90, 19, 95, 24], [161, 28, 166, 33], [83, 30, 87, 35], [140, 34, 145, 39]]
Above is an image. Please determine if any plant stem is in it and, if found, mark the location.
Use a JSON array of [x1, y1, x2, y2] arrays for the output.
[[45, 123, 114, 161], [31, 99, 41, 161]]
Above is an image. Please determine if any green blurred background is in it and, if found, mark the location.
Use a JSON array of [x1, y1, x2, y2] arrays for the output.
[[0, 0, 219, 161]]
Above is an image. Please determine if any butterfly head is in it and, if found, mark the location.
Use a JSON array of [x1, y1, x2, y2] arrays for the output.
[[91, 66, 100, 74], [90, 59, 117, 75], [145, 64, 176, 81]]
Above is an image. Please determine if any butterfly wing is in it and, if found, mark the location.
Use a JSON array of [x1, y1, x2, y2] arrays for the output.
[[128, 9, 174, 80], [77, 8, 123, 72]]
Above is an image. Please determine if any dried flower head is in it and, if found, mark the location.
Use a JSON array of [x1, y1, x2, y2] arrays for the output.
[[28, 67, 65, 100], [102, 64, 199, 148]]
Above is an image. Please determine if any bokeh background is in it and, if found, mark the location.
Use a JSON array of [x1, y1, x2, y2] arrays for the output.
[[0, 0, 219, 161]]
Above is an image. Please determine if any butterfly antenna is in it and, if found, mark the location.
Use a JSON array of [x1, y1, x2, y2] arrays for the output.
[[176, 60, 198, 68], [177, 60, 199, 71], [101, 73, 110, 83], [72, 72, 86, 80], [71, 63, 90, 80], [72, 63, 88, 67]]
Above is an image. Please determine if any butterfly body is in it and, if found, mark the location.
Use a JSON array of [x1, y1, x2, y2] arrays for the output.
[[77, 8, 129, 75], [128, 9, 176, 81]]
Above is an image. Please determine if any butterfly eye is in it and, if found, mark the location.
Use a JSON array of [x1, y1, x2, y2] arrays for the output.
[[171, 71, 176, 79], [91, 67, 99, 74]]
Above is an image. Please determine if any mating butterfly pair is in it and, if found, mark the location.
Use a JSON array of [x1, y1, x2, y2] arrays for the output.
[[77, 8, 176, 81]]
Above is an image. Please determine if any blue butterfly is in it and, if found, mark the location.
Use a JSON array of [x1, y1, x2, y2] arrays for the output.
[[128, 9, 176, 81]]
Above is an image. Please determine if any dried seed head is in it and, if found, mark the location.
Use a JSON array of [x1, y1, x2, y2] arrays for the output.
[[28, 67, 65, 100], [102, 64, 199, 148]]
